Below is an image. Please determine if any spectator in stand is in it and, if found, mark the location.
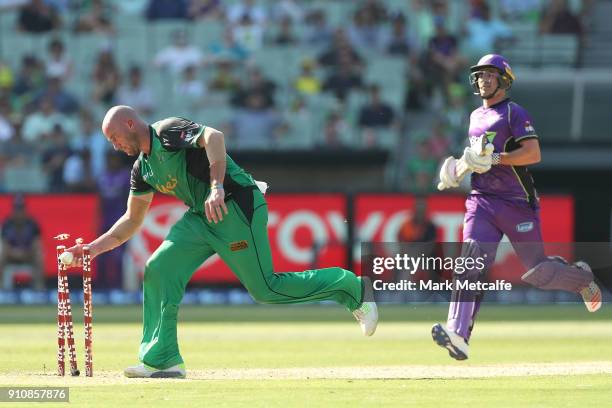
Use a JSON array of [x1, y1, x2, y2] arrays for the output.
[[357, 0, 388, 24], [146, 0, 189, 20], [397, 197, 437, 243], [73, 0, 114, 35], [226, 0, 267, 26], [41, 123, 72, 191], [12, 55, 45, 113], [274, 16, 298, 45], [426, 119, 451, 160], [63, 149, 96, 192], [322, 54, 364, 101], [464, 3, 513, 59], [318, 29, 363, 69], [293, 59, 321, 96], [208, 61, 241, 92], [426, 17, 466, 99], [208, 28, 249, 63], [231, 14, 265, 51], [230, 66, 276, 108], [95, 151, 131, 288], [44, 38, 72, 82], [321, 110, 349, 148], [359, 84, 396, 147], [397, 197, 440, 284], [347, 8, 382, 51], [383, 14, 416, 56], [187, 0, 223, 20], [22, 97, 76, 148], [358, 84, 395, 129], [91, 49, 120, 106], [443, 82, 469, 153], [116, 65, 156, 117], [406, 0, 435, 52], [272, 0, 304, 23], [35, 76, 79, 114], [0, 96, 15, 142], [229, 93, 284, 149], [303, 9, 332, 47], [0, 194, 44, 290], [540, 0, 583, 37], [17, 0, 61, 33], [174, 65, 206, 107], [500, 0, 541, 22], [407, 139, 438, 192], [72, 110, 109, 178], [154, 30, 205, 76], [0, 60, 14, 92], [2, 121, 34, 173]]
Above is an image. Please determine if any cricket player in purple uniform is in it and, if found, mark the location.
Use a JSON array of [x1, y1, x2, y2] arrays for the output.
[[432, 54, 602, 360]]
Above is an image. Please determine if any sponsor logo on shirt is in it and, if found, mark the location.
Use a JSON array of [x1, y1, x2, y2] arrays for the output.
[[524, 121, 535, 133], [230, 240, 249, 251], [516, 222, 534, 233], [155, 175, 178, 195]]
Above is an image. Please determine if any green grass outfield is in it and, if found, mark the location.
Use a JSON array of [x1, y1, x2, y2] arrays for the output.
[[0, 304, 611, 407]]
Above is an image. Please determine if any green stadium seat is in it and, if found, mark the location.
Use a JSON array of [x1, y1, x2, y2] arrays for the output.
[[192, 21, 224, 49], [281, 109, 317, 149], [3, 164, 48, 193], [0, 33, 37, 66], [582, 82, 612, 142], [250, 47, 292, 85], [364, 56, 405, 90], [512, 82, 574, 141], [499, 37, 538, 67], [539, 35, 578, 67], [115, 32, 149, 71], [147, 21, 194, 54]]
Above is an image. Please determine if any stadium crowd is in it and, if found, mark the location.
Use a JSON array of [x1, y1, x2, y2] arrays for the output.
[[0, 0, 593, 194]]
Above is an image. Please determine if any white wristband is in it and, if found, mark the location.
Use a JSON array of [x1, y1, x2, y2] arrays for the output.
[[492, 153, 501, 165]]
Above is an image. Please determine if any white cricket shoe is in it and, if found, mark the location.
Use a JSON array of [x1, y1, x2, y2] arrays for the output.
[[575, 261, 602, 313], [431, 323, 469, 361], [124, 363, 186, 378], [352, 277, 378, 336]]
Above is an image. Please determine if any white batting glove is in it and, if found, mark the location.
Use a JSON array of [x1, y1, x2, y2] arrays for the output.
[[437, 156, 459, 190], [463, 145, 493, 174]]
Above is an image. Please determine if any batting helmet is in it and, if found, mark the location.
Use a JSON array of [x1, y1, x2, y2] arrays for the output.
[[469, 54, 516, 96]]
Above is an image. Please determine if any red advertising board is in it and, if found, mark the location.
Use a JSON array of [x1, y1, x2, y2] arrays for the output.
[[0, 194, 99, 279], [127, 194, 347, 283], [0, 193, 573, 284], [354, 194, 574, 281]]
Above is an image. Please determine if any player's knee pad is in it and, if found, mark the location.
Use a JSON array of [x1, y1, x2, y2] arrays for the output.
[[521, 257, 592, 292]]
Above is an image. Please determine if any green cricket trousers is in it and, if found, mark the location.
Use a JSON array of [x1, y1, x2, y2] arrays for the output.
[[138, 188, 364, 369]]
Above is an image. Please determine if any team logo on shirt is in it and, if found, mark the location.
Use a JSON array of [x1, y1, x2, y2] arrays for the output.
[[524, 121, 535, 133], [470, 131, 496, 147], [155, 175, 178, 195], [516, 222, 534, 233]]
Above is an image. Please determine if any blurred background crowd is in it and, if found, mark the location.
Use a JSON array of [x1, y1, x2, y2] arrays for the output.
[[0, 0, 607, 196]]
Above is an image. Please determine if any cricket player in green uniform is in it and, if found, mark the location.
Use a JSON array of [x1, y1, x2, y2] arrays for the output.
[[64, 105, 377, 378]]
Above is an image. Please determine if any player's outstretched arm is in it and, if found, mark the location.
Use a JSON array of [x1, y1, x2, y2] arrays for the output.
[[64, 192, 154, 265]]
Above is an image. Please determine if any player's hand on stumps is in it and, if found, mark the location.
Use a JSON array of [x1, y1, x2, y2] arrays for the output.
[[62, 244, 89, 267], [205, 186, 228, 224]]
